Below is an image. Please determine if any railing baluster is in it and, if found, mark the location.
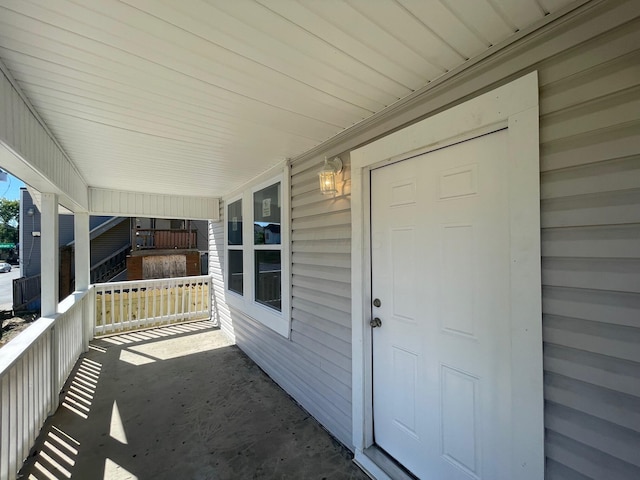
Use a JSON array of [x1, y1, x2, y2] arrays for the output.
[[100, 288, 106, 336], [27, 349, 34, 449], [174, 279, 179, 323], [8, 368, 17, 478], [16, 361, 24, 475], [119, 286, 124, 334], [127, 287, 132, 330], [136, 287, 142, 331], [144, 286, 149, 329], [201, 279, 206, 317], [34, 339, 41, 429], [1, 375, 7, 480], [186, 279, 191, 319], [160, 280, 164, 323], [152, 283, 156, 325], [109, 286, 115, 334], [181, 281, 186, 321], [50, 323, 58, 415]]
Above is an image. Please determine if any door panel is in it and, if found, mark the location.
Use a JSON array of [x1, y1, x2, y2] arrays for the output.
[[371, 131, 511, 479]]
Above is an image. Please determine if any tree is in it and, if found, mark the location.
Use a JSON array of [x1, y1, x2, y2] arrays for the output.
[[0, 199, 19, 244]]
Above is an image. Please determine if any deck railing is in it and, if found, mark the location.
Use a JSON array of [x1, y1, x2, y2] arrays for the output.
[[90, 244, 131, 284], [0, 288, 93, 480], [134, 229, 197, 250], [94, 275, 211, 336]]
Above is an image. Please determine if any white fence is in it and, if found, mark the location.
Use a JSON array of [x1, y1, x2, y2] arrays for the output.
[[94, 275, 212, 336], [0, 288, 93, 480]]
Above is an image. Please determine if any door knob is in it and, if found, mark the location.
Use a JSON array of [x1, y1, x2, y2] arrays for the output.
[[373, 298, 381, 307], [370, 317, 382, 328]]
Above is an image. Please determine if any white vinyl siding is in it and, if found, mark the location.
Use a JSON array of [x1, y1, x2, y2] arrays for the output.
[[208, 3, 640, 474], [88, 188, 218, 220], [210, 162, 353, 447], [209, 213, 233, 341], [537, 19, 640, 479]]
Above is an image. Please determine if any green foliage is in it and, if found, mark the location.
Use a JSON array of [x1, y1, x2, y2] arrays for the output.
[[0, 199, 19, 244]]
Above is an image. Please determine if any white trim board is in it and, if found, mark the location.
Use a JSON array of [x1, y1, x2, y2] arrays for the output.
[[88, 187, 219, 220], [350, 72, 543, 479]]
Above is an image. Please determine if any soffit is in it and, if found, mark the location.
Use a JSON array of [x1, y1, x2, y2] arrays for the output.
[[0, 0, 577, 197]]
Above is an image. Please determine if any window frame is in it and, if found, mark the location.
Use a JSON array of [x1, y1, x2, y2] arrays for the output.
[[226, 195, 244, 297], [224, 165, 291, 338]]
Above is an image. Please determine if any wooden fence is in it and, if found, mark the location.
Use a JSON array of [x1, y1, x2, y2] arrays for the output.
[[12, 275, 41, 311]]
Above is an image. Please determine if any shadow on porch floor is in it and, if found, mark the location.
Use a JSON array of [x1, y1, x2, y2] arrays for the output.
[[18, 321, 368, 480]]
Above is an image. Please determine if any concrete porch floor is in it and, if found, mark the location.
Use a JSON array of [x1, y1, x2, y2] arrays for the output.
[[18, 321, 368, 480]]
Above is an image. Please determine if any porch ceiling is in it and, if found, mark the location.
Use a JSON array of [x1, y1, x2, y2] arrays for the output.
[[0, 0, 577, 198]]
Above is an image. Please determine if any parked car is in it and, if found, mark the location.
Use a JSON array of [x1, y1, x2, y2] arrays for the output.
[[0, 262, 11, 273]]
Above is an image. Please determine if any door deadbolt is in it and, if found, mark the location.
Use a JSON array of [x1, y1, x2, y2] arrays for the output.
[[370, 317, 382, 328], [373, 298, 381, 307]]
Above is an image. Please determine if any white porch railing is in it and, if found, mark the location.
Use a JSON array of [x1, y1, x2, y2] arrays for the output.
[[94, 275, 212, 336], [0, 274, 213, 480], [0, 287, 93, 480]]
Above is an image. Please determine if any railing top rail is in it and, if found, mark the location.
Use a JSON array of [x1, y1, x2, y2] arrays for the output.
[[0, 317, 54, 375], [58, 287, 94, 314], [94, 274, 212, 290], [0, 288, 94, 375], [136, 228, 198, 232], [13, 273, 42, 283]]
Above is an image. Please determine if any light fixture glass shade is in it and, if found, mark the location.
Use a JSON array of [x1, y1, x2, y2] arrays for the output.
[[319, 169, 337, 194], [318, 157, 342, 195]]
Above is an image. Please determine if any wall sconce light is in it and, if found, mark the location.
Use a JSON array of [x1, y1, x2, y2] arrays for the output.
[[318, 157, 343, 195], [26, 207, 35, 216]]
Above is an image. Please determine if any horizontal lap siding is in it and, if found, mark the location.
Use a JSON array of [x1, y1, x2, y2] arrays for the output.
[[538, 18, 640, 480], [209, 215, 233, 340], [207, 3, 640, 470], [215, 163, 354, 448]]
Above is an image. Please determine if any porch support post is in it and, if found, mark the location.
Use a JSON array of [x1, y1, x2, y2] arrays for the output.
[[41, 192, 60, 414], [41, 192, 59, 317], [75, 211, 92, 350], [74, 212, 90, 291]]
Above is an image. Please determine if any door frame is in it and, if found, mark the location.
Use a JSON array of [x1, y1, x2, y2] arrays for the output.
[[350, 72, 543, 479]]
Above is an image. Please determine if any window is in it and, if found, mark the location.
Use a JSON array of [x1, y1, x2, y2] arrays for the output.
[[225, 170, 290, 337], [253, 183, 282, 311], [227, 199, 243, 295]]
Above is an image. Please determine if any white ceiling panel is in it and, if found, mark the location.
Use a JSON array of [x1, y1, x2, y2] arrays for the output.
[[538, 0, 580, 12], [0, 0, 582, 198], [441, 0, 515, 45]]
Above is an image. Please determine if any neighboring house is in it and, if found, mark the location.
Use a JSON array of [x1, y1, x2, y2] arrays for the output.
[[19, 190, 208, 284], [132, 217, 208, 251], [127, 217, 208, 280], [19, 188, 131, 279], [17, 188, 131, 308]]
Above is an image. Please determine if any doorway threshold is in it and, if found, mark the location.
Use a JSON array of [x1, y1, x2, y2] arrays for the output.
[[357, 445, 417, 480]]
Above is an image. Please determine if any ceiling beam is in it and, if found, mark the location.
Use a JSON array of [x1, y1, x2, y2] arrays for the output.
[[88, 188, 219, 221]]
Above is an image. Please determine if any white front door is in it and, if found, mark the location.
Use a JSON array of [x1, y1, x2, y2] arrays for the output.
[[371, 130, 516, 479]]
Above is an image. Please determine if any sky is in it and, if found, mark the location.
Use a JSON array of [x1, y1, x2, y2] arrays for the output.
[[0, 172, 26, 201]]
